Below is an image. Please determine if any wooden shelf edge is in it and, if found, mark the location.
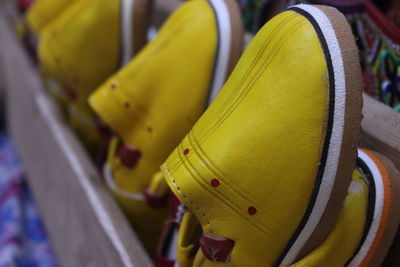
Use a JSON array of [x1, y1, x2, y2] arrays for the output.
[[360, 93, 400, 168], [0, 7, 152, 267]]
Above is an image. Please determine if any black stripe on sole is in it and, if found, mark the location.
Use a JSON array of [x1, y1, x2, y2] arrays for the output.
[[274, 6, 337, 266]]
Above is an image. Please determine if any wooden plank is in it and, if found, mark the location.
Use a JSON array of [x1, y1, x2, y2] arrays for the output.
[[0, 9, 152, 267], [360, 93, 400, 168]]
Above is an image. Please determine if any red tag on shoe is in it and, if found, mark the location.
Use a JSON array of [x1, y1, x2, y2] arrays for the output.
[[199, 234, 234, 262], [143, 188, 168, 209], [118, 145, 141, 168]]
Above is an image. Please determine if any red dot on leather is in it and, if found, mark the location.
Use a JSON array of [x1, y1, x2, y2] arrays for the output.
[[118, 145, 141, 168], [248, 206, 257, 215], [183, 148, 190, 155], [124, 102, 130, 109], [111, 82, 118, 89], [210, 179, 220, 187]]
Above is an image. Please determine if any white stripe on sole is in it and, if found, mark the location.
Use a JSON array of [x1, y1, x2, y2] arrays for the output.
[[207, 0, 232, 106], [120, 0, 135, 66], [280, 4, 347, 265], [348, 150, 385, 267]]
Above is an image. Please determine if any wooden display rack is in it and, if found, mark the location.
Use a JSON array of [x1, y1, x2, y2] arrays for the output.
[[0, 1, 399, 266]]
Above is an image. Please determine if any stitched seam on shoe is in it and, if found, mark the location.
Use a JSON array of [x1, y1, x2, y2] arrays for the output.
[[166, 19, 312, 237], [188, 131, 253, 204], [176, 144, 273, 237], [199, 18, 307, 145], [196, 13, 304, 145], [167, 15, 307, 175], [168, 17, 307, 188], [163, 163, 213, 233]]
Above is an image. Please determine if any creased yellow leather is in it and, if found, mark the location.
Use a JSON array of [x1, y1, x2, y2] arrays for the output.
[[287, 169, 368, 267], [90, 0, 221, 251], [162, 10, 332, 266], [26, 0, 78, 35], [38, 0, 121, 151]]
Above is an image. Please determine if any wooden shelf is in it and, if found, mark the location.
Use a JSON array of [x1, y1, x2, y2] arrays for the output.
[[0, 5, 152, 267], [361, 93, 400, 167]]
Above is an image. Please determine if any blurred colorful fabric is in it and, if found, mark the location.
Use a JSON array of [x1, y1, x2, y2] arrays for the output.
[[0, 133, 57, 267], [236, 0, 400, 111]]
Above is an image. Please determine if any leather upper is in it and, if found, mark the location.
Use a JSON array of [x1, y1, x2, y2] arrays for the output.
[[26, 0, 79, 34], [162, 9, 335, 266], [90, 0, 241, 253], [90, 0, 218, 195]]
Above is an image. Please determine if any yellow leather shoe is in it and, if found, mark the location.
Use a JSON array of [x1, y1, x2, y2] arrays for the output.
[[16, 0, 77, 62], [26, 0, 79, 35], [286, 149, 400, 267], [90, 0, 243, 254], [161, 4, 363, 266], [38, 0, 152, 153], [158, 150, 400, 267]]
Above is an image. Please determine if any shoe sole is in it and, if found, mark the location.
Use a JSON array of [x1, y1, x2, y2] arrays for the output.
[[349, 149, 400, 267], [277, 4, 363, 265], [206, 0, 243, 106]]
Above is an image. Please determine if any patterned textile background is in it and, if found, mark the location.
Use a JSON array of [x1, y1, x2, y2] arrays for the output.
[[0, 132, 57, 267]]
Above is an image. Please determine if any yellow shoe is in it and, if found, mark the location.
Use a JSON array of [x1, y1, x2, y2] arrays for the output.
[[26, 0, 79, 35], [16, 0, 75, 62], [287, 149, 400, 267], [161, 4, 363, 266], [90, 0, 243, 254], [158, 149, 400, 267], [38, 0, 153, 153]]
